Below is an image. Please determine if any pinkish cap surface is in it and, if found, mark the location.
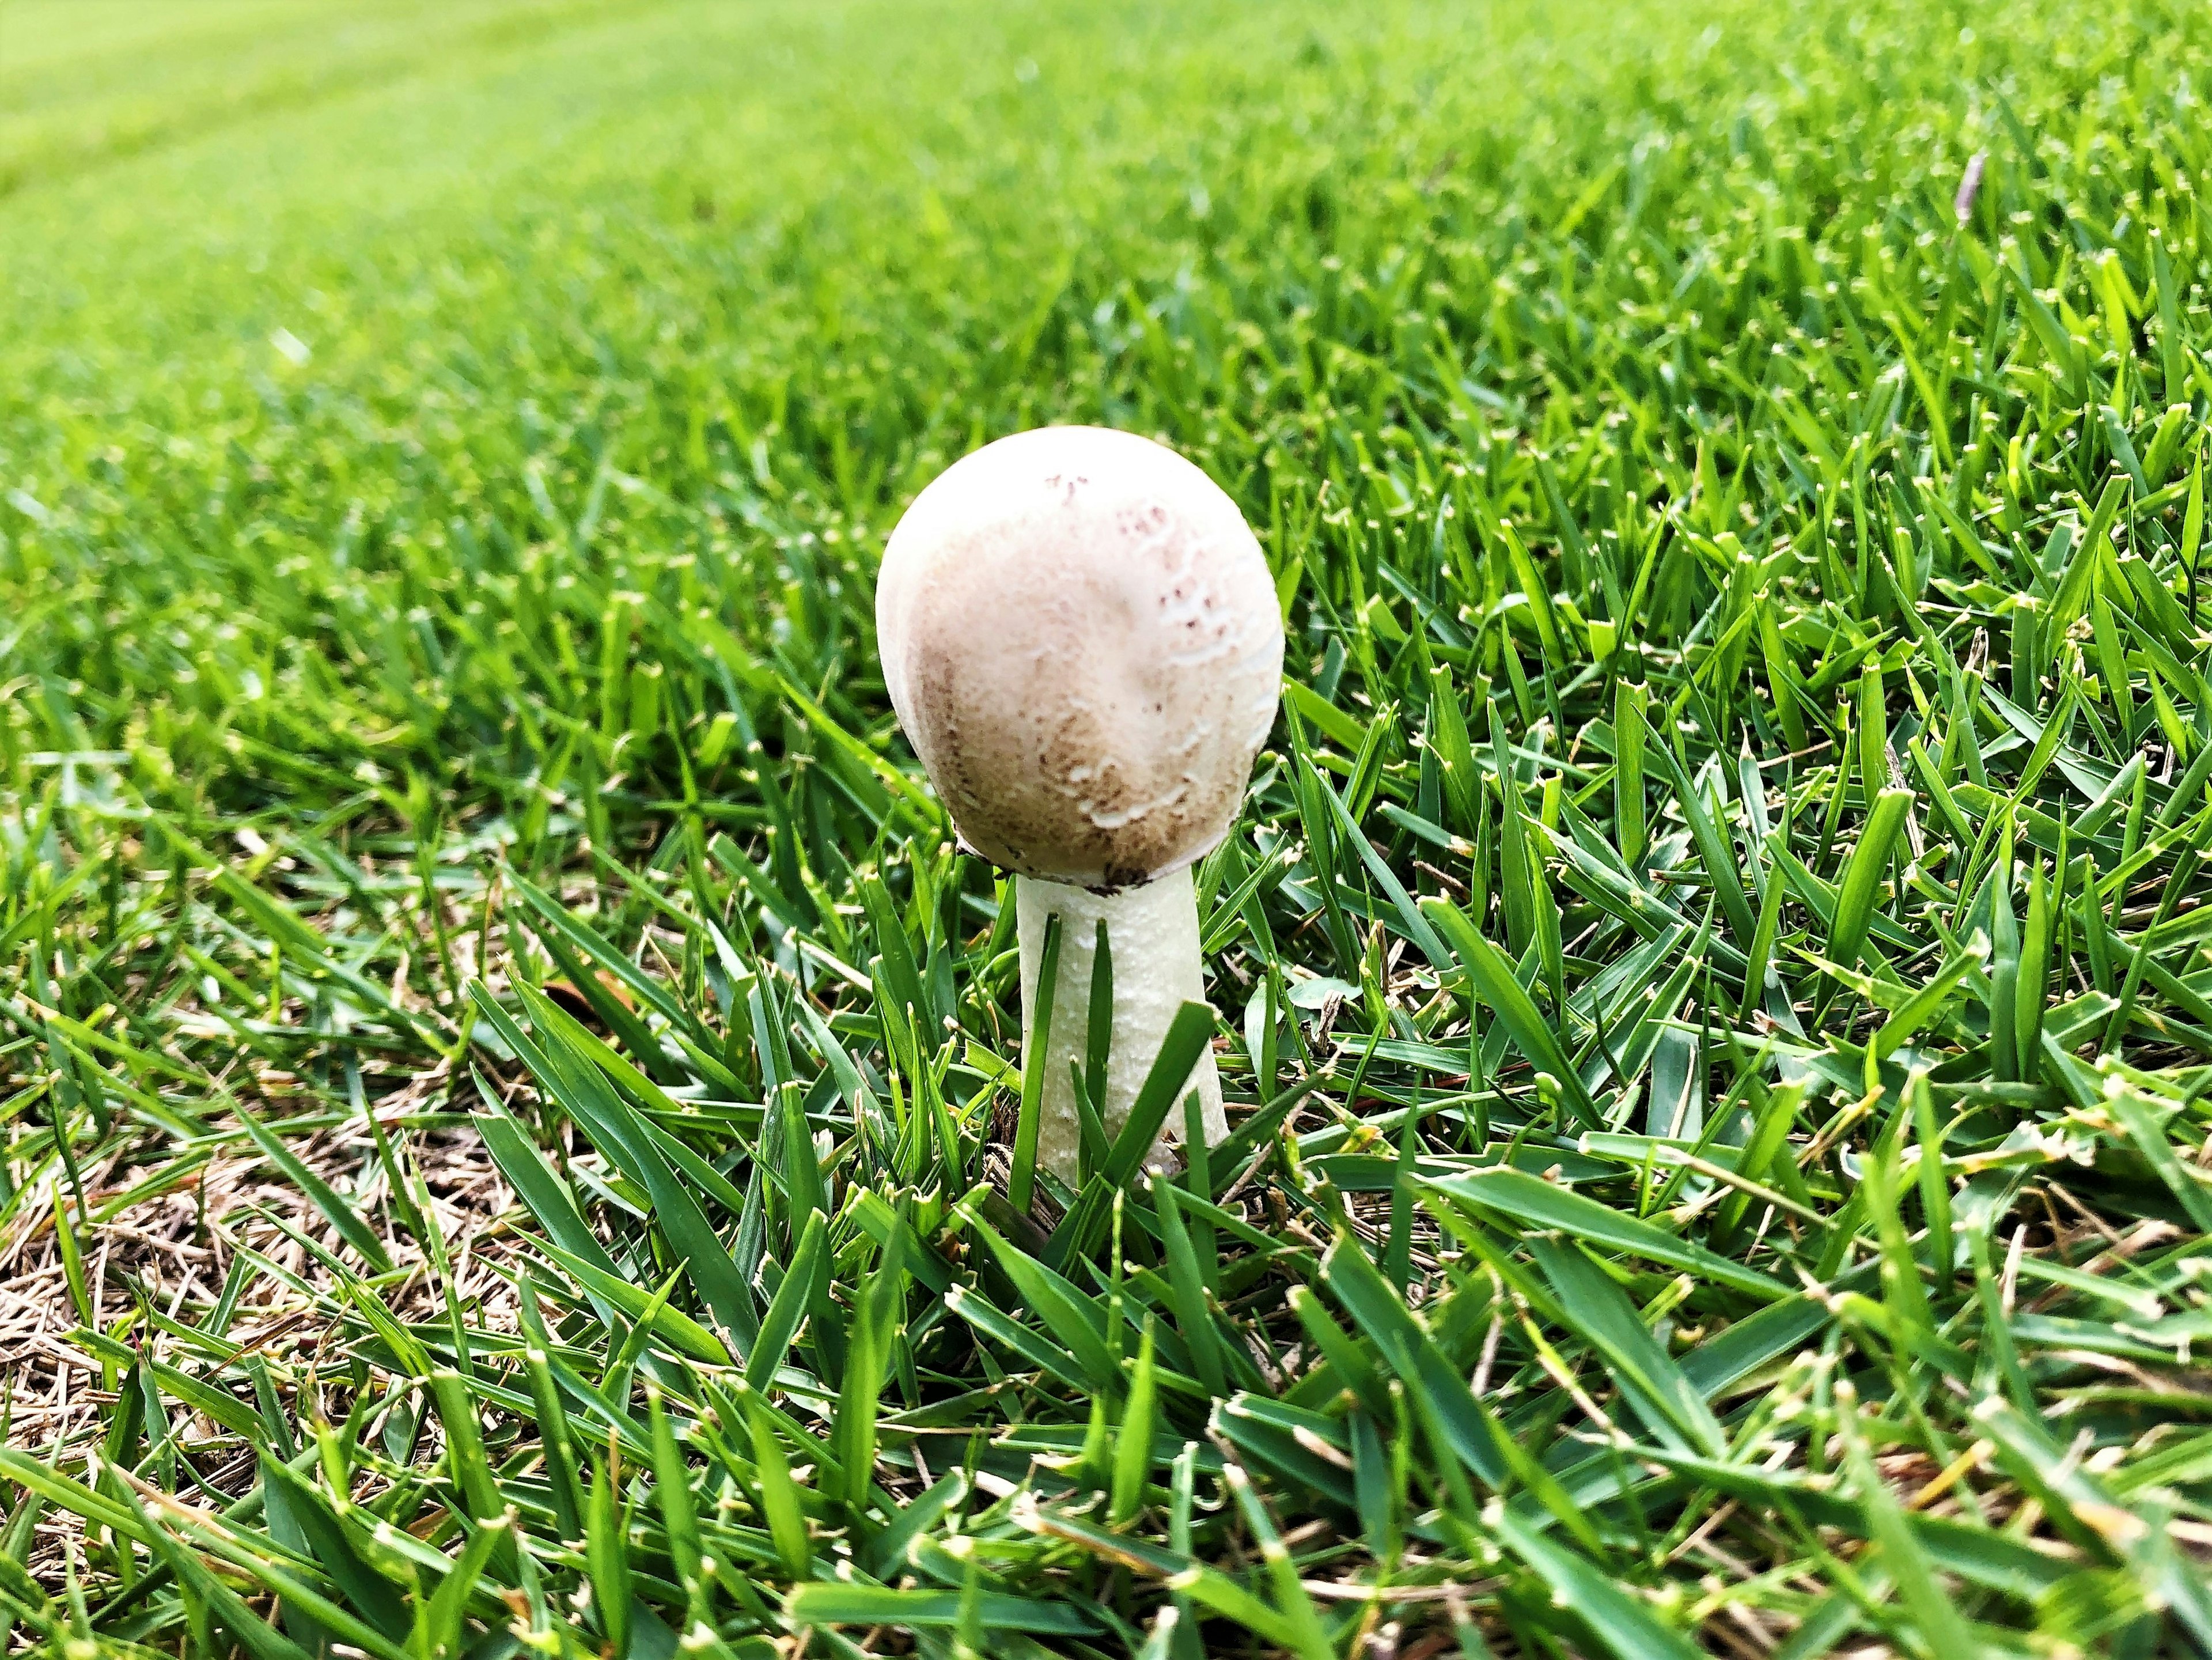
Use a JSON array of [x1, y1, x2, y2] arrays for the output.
[[877, 426, 1284, 890]]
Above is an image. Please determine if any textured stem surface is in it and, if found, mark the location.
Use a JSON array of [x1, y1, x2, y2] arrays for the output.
[[1016, 868, 1225, 1182]]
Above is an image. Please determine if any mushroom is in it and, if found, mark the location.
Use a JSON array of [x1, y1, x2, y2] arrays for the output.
[[876, 425, 1283, 1186]]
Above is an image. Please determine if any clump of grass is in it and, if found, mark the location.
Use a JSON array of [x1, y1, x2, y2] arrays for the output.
[[5, 0, 2212, 1654]]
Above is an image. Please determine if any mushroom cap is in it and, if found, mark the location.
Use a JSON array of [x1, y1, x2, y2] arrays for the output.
[[877, 426, 1283, 890]]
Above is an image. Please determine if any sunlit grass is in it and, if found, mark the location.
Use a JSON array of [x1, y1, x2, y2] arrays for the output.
[[4, 0, 2212, 1654]]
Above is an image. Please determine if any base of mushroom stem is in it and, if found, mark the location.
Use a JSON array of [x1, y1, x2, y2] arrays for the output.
[[1014, 867, 1226, 1186]]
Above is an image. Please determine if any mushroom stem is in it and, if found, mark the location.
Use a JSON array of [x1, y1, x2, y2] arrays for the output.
[[1016, 867, 1226, 1184]]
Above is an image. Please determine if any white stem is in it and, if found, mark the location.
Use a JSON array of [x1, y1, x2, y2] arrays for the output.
[[1016, 867, 1225, 1185]]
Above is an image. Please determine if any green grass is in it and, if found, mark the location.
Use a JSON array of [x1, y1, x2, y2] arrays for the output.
[[5, 0, 2212, 1653]]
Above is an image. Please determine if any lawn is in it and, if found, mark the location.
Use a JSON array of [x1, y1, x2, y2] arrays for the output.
[[5, 0, 2212, 1653]]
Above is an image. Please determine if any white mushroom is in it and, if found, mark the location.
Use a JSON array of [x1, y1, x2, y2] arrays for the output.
[[876, 426, 1283, 1186]]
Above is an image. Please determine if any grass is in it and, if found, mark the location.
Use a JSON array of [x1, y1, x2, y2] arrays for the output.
[[4, 0, 2212, 1652]]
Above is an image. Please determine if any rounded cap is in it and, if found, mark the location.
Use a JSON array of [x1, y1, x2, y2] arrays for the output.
[[877, 426, 1283, 890]]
